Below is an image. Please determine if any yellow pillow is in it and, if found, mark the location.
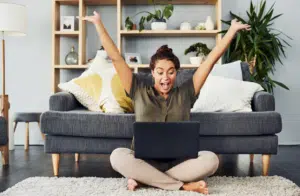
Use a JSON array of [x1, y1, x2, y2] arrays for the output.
[[58, 57, 134, 113]]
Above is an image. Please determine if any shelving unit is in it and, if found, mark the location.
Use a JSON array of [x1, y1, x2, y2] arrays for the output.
[[119, 30, 220, 37], [52, 0, 222, 92]]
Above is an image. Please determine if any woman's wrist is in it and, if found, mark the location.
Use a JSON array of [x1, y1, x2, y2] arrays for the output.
[[228, 26, 239, 34]]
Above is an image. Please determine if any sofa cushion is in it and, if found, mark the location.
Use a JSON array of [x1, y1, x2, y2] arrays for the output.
[[41, 110, 135, 138], [191, 112, 281, 136], [41, 110, 281, 138], [44, 135, 278, 154]]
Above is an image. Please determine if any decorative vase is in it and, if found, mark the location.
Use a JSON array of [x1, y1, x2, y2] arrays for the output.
[[205, 16, 214, 30], [151, 19, 167, 30], [65, 46, 78, 65]]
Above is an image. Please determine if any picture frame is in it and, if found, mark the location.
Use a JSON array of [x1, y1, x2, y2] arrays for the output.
[[125, 53, 142, 64], [60, 16, 75, 31]]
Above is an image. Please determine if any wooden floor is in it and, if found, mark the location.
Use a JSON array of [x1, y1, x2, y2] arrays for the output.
[[1, 145, 300, 192]]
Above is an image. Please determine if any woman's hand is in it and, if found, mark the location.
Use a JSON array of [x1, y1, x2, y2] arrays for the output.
[[230, 18, 251, 32], [77, 11, 101, 25]]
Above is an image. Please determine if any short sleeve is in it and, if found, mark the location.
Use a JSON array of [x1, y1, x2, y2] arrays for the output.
[[179, 77, 199, 106], [125, 72, 147, 100]]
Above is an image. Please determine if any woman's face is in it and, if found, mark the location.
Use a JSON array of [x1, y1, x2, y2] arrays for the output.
[[152, 59, 177, 95]]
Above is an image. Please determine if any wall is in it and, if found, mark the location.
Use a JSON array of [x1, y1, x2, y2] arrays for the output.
[[0, 0, 299, 147]]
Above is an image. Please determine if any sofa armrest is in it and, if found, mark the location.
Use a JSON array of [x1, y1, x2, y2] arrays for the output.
[[251, 91, 275, 111], [49, 92, 80, 111], [0, 117, 8, 145]]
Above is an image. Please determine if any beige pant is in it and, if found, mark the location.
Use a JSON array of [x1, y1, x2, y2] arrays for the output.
[[110, 148, 219, 190]]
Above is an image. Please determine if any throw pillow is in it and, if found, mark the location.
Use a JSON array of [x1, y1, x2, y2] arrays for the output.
[[191, 75, 264, 112], [210, 60, 243, 80], [58, 56, 134, 113]]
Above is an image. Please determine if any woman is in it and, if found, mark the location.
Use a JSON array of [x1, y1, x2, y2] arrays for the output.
[[79, 11, 250, 194]]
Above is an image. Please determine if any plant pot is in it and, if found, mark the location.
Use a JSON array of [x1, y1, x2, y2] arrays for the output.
[[151, 22, 167, 30], [190, 56, 204, 65], [132, 24, 137, 30]]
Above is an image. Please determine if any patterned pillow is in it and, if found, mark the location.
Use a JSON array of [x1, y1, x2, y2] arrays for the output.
[[58, 56, 134, 113]]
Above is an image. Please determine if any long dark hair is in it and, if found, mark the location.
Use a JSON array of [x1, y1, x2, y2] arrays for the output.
[[149, 45, 180, 70]]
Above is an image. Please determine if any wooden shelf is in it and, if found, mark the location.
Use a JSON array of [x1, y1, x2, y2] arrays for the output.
[[55, 31, 79, 37], [52, 0, 221, 93], [128, 64, 199, 68], [84, 0, 217, 5], [120, 30, 219, 37], [55, 0, 79, 5], [54, 64, 198, 69], [122, 0, 217, 5], [84, 0, 116, 5], [54, 65, 88, 69]]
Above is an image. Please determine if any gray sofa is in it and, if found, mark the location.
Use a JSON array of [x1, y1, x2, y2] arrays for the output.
[[0, 116, 8, 165], [41, 62, 282, 176]]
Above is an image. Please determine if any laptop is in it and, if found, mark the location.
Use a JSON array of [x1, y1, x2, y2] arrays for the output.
[[133, 121, 200, 160]]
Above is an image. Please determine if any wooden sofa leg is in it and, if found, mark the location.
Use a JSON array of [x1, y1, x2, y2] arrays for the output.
[[75, 153, 80, 162], [262, 154, 271, 176], [1, 145, 9, 165], [52, 154, 60, 176], [38, 122, 45, 140], [250, 154, 254, 163], [25, 122, 29, 151]]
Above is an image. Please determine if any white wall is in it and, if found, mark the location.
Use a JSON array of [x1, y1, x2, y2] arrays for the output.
[[0, 0, 299, 147]]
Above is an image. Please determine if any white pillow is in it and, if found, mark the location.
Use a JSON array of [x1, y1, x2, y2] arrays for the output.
[[191, 75, 264, 112], [210, 60, 243, 81]]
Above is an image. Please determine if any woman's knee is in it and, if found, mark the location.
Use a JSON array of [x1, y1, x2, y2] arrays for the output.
[[199, 151, 219, 175], [110, 147, 132, 170]]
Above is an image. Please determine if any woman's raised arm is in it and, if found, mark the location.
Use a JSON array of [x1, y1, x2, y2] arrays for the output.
[[78, 11, 133, 94], [192, 19, 251, 95]]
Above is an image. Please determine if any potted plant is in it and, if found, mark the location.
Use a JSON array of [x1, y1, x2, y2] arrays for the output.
[[220, 0, 292, 93], [125, 2, 174, 32], [184, 42, 211, 65]]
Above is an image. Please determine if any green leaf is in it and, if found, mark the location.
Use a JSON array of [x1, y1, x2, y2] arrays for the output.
[[139, 16, 146, 32], [250, 1, 255, 14], [221, 20, 231, 25], [125, 17, 133, 30], [163, 4, 174, 19], [218, 30, 228, 34], [235, 33, 241, 50], [270, 13, 283, 22], [155, 10, 162, 19], [257, 0, 266, 21], [146, 14, 154, 22], [272, 80, 290, 90], [230, 11, 247, 23]]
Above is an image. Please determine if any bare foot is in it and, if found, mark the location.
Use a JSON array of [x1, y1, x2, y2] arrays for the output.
[[182, 180, 208, 195], [127, 178, 139, 191]]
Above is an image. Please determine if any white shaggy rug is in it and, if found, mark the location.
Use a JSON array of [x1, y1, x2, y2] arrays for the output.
[[1, 176, 300, 196]]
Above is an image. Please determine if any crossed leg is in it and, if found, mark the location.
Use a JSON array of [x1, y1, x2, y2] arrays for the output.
[[110, 148, 219, 194]]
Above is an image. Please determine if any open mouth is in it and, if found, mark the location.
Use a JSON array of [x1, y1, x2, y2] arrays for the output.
[[160, 82, 170, 91]]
